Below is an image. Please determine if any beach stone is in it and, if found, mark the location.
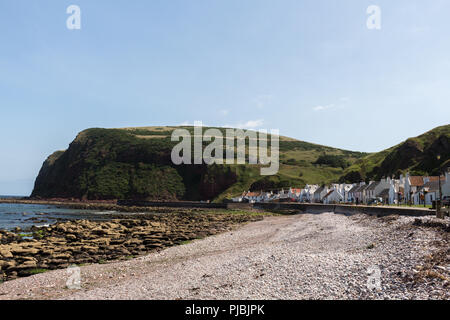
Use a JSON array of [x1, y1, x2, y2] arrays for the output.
[[41, 248, 55, 256], [125, 238, 142, 246], [4, 260, 16, 270], [56, 225, 68, 233], [0, 249, 13, 258], [49, 260, 69, 268], [117, 247, 131, 255], [15, 260, 37, 270], [82, 245, 99, 254], [11, 247, 40, 255], [52, 253, 71, 260], [68, 246, 84, 254], [0, 260, 8, 269], [16, 256, 37, 263], [93, 238, 111, 246], [66, 234, 77, 241]]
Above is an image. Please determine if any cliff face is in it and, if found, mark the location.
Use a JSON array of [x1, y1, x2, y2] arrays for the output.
[[31, 128, 237, 201]]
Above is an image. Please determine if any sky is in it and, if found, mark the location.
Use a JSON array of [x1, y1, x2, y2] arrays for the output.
[[1, 0, 450, 195]]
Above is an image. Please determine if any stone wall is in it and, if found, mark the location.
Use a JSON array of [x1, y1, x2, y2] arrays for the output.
[[251, 203, 435, 217], [117, 200, 227, 209], [117, 200, 435, 217]]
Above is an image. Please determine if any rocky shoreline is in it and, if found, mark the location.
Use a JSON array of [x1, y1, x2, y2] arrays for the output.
[[0, 212, 448, 300], [0, 209, 265, 282], [0, 198, 158, 213]]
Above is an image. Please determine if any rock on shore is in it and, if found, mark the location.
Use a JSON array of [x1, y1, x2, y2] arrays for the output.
[[0, 211, 263, 281]]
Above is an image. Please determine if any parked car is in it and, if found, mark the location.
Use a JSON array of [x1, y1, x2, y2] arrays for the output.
[[442, 196, 450, 207], [367, 197, 383, 205]]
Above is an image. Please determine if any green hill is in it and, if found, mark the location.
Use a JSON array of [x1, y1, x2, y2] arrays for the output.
[[31, 126, 366, 202], [32, 125, 448, 201], [339, 124, 450, 183]]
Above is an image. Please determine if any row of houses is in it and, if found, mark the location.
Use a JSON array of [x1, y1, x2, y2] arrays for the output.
[[232, 171, 450, 205]]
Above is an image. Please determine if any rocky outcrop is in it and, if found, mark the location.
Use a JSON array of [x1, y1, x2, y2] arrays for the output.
[[0, 211, 263, 282], [31, 128, 239, 201]]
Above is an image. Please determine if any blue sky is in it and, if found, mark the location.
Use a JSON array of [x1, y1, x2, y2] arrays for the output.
[[1, 0, 449, 195]]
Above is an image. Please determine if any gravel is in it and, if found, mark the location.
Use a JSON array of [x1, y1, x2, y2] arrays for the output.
[[0, 212, 448, 300]]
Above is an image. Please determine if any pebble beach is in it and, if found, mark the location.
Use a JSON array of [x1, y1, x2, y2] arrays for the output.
[[0, 212, 448, 300]]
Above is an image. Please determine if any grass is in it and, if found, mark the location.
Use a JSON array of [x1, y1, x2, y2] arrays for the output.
[[210, 209, 277, 217], [370, 204, 433, 209], [33, 229, 46, 239], [25, 268, 49, 275], [18, 233, 33, 238], [396, 204, 433, 209], [341, 124, 450, 181]]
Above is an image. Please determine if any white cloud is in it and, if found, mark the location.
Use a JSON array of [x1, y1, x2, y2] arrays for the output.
[[313, 104, 335, 112], [240, 119, 264, 129], [223, 119, 265, 130], [180, 119, 265, 130]]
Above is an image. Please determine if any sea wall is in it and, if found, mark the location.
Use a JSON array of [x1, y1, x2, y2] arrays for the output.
[[250, 203, 435, 217], [117, 200, 435, 217], [117, 200, 227, 209], [0, 198, 436, 217]]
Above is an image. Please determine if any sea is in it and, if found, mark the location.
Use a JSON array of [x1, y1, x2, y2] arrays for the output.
[[0, 196, 119, 231]]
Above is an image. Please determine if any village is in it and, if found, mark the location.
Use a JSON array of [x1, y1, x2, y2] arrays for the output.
[[232, 171, 450, 207]]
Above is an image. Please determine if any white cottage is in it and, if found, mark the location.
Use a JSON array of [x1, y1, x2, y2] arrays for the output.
[[323, 189, 344, 204], [313, 186, 329, 203]]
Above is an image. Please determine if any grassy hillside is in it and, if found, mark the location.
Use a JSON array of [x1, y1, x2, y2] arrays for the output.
[[32, 126, 366, 201], [339, 124, 450, 183]]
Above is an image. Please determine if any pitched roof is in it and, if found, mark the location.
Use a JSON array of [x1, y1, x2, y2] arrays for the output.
[[378, 188, 390, 198], [422, 181, 439, 192], [409, 176, 424, 187], [245, 192, 261, 197], [314, 186, 325, 194], [426, 176, 445, 182], [366, 181, 380, 191], [323, 190, 334, 199], [348, 185, 359, 193]]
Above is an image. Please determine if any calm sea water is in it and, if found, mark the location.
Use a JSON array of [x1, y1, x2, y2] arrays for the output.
[[0, 202, 118, 231]]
